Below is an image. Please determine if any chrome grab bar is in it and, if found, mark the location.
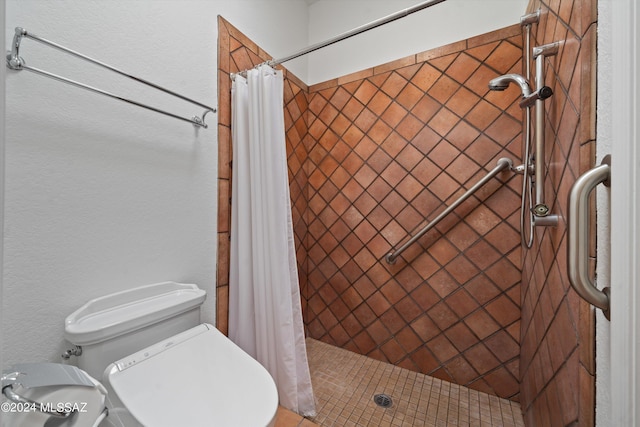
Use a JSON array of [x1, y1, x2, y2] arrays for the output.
[[567, 155, 611, 319], [385, 157, 513, 264], [6, 27, 216, 128]]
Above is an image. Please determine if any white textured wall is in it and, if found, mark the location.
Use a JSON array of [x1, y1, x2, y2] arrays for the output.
[[3, 0, 307, 367], [2, 0, 529, 369], [1, 3, 5, 426], [305, 0, 529, 85], [598, 0, 640, 424]]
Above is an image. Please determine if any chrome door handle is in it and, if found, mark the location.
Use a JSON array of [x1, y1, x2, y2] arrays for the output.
[[567, 155, 611, 319]]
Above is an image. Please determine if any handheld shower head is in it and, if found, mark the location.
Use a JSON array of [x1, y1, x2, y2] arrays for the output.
[[488, 74, 532, 96]]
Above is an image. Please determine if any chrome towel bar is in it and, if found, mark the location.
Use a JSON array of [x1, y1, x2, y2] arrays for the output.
[[6, 27, 216, 128], [567, 155, 611, 319], [385, 157, 513, 264]]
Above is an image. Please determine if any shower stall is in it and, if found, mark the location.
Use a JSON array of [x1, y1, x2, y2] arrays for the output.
[[216, 0, 599, 425]]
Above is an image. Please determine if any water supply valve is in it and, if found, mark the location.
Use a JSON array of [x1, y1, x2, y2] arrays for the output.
[[61, 345, 82, 360]]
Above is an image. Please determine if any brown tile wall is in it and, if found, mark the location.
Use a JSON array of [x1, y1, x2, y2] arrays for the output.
[[216, 16, 309, 335], [216, 16, 597, 405], [304, 27, 524, 401], [519, 0, 597, 426]]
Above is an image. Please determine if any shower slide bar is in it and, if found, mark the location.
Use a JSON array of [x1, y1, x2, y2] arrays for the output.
[[265, 0, 447, 67], [518, 10, 540, 248], [567, 155, 611, 319], [6, 27, 216, 128], [385, 157, 513, 264], [531, 42, 560, 223]]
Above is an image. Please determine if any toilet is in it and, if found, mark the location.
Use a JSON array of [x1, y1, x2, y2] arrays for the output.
[[1, 282, 278, 427]]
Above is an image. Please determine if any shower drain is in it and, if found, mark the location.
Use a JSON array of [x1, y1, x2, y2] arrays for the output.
[[373, 393, 393, 408]]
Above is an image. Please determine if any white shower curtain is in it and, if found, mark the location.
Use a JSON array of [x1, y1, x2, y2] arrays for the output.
[[229, 64, 316, 417]]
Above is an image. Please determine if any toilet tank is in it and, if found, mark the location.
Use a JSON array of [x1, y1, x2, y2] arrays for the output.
[[64, 282, 206, 381]]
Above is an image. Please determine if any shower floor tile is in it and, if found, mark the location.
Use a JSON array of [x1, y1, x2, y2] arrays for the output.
[[306, 338, 524, 427]]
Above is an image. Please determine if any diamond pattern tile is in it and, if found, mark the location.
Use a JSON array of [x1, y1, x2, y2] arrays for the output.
[[216, 17, 547, 405], [519, 1, 597, 426], [302, 35, 524, 402]]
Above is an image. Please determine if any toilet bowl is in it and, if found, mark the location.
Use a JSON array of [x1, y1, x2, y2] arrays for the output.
[[2, 283, 279, 427]]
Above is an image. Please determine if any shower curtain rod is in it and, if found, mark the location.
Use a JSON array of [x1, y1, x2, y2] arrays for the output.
[[270, 0, 447, 65], [233, 0, 447, 77], [6, 27, 216, 128], [268, 0, 446, 66]]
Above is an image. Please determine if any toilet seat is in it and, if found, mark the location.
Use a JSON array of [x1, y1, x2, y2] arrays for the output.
[[104, 324, 278, 427]]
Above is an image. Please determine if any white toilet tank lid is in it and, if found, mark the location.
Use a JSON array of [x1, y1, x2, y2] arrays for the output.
[[64, 282, 206, 345], [104, 324, 279, 427]]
